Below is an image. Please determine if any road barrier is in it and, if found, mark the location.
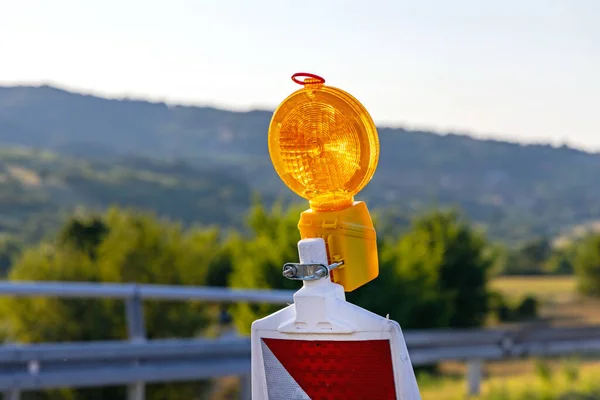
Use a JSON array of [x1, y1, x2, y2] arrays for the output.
[[0, 281, 598, 399]]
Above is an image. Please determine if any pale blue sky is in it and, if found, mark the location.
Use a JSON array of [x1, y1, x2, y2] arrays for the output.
[[2, 0, 599, 149]]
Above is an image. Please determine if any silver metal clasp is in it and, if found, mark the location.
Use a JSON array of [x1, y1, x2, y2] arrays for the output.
[[282, 261, 344, 281]]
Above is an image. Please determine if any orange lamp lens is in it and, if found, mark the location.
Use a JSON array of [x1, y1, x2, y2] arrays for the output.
[[268, 74, 379, 211]]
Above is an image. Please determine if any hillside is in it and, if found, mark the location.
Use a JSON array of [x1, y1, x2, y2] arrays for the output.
[[0, 147, 251, 242], [1, 84, 600, 243]]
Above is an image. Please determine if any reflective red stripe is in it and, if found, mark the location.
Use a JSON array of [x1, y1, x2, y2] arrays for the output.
[[263, 338, 396, 399]]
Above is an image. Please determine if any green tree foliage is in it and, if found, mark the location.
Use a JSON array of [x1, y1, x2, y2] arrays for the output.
[[229, 203, 493, 331], [228, 201, 305, 333], [489, 292, 539, 323], [573, 234, 600, 296], [0, 235, 22, 277], [501, 237, 552, 275], [348, 209, 493, 329], [545, 245, 576, 275], [491, 236, 575, 277], [56, 213, 109, 258], [0, 207, 227, 400]]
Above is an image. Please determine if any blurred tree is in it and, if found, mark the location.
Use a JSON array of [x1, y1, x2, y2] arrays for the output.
[[348, 209, 493, 328], [485, 242, 509, 277], [56, 213, 109, 259], [228, 200, 304, 334], [573, 234, 600, 296], [229, 202, 493, 332], [502, 237, 552, 275], [0, 235, 22, 277], [201, 229, 238, 288], [545, 245, 575, 275], [0, 207, 225, 400], [94, 209, 213, 339], [520, 237, 552, 267]]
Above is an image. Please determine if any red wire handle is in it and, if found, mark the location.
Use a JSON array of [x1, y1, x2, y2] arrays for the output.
[[292, 72, 325, 86]]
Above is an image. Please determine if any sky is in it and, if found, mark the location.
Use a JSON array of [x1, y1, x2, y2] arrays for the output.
[[2, 0, 599, 150]]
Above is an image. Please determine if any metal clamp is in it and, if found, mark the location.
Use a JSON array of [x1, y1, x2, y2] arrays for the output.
[[282, 261, 344, 281]]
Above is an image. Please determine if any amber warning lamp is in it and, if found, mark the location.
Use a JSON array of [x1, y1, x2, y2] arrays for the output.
[[268, 72, 380, 292]]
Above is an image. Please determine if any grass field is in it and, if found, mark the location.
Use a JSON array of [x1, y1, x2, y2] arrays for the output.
[[419, 360, 600, 399], [420, 274, 600, 399], [490, 275, 576, 301], [490, 275, 600, 326]]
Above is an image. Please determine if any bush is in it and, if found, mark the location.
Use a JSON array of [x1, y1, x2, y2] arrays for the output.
[[0, 208, 227, 400], [516, 295, 538, 319], [573, 234, 600, 296], [491, 293, 538, 322]]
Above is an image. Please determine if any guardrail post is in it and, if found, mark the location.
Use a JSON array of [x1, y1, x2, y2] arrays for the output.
[[467, 359, 482, 396], [3, 390, 20, 400], [127, 384, 145, 400], [125, 285, 146, 400], [126, 286, 146, 341]]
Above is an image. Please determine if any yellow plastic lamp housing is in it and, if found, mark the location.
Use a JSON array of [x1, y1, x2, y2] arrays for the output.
[[268, 73, 380, 291], [268, 74, 379, 211], [298, 201, 378, 292]]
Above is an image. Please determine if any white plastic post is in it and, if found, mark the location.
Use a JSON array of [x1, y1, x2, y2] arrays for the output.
[[251, 238, 422, 399]]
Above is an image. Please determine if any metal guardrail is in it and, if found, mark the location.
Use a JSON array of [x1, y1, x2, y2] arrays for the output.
[[0, 281, 294, 303], [405, 325, 600, 364], [0, 281, 292, 400], [405, 325, 600, 395], [1, 328, 600, 397], [0, 338, 252, 391], [0, 282, 598, 398]]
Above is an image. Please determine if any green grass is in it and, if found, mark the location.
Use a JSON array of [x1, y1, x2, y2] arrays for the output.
[[490, 275, 600, 325], [419, 360, 600, 400], [418, 275, 600, 399], [491, 275, 576, 301]]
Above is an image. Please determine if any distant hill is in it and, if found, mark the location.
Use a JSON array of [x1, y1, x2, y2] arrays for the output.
[[0, 147, 251, 242], [1, 84, 600, 243]]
